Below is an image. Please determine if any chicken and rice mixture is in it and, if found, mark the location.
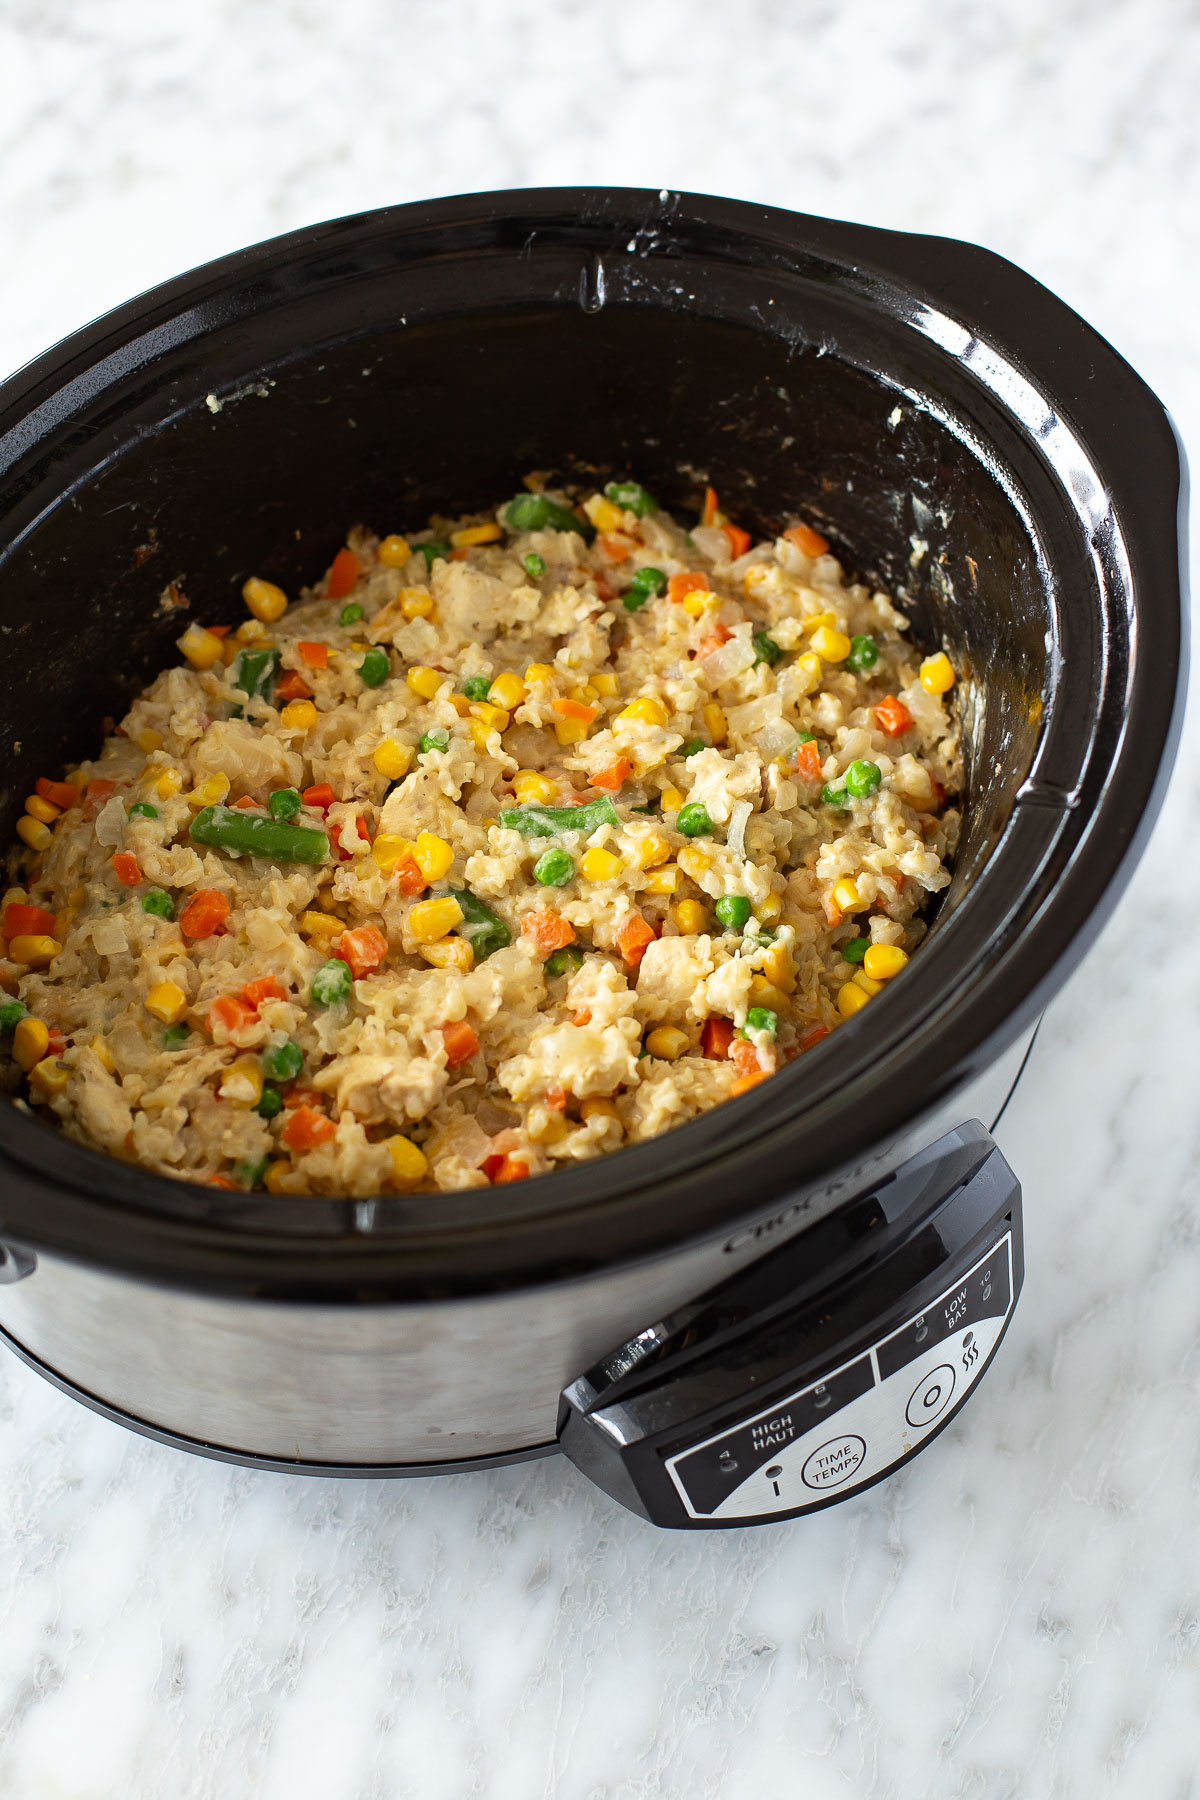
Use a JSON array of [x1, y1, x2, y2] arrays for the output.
[[0, 480, 960, 1196]]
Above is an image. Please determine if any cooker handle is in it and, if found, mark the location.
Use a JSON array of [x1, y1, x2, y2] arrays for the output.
[[558, 1122, 1022, 1528]]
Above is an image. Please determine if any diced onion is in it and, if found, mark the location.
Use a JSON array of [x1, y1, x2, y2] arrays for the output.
[[727, 799, 752, 860], [94, 795, 129, 847], [702, 637, 755, 687], [91, 917, 129, 956]]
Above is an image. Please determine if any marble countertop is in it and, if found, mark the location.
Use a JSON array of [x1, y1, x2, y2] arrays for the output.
[[1, 2, 1197, 1794]]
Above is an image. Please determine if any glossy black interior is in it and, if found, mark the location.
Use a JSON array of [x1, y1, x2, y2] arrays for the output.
[[0, 191, 1185, 1295]]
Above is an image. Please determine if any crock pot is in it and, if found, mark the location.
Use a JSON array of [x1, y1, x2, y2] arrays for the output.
[[0, 189, 1186, 1528]]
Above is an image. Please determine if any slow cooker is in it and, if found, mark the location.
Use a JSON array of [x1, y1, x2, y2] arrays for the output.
[[0, 190, 1185, 1528]]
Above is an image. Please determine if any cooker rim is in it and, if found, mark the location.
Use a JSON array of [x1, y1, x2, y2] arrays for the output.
[[0, 188, 1187, 1298]]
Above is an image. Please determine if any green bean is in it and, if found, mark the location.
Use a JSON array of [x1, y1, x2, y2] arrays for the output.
[[451, 888, 511, 961], [499, 798, 619, 838], [189, 804, 329, 864], [503, 493, 596, 543]]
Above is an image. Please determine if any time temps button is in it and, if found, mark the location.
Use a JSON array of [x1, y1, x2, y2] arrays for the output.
[[905, 1364, 956, 1429]]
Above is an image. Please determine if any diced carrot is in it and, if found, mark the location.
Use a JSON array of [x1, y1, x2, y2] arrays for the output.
[[208, 1175, 239, 1189], [667, 571, 709, 604], [395, 856, 428, 896], [546, 1084, 567, 1111], [232, 795, 258, 810], [481, 1152, 506, 1180], [701, 485, 719, 528], [701, 1017, 735, 1060], [552, 697, 599, 723], [281, 1085, 323, 1110], [281, 1104, 336, 1151], [207, 994, 257, 1036], [798, 1024, 830, 1053], [326, 547, 361, 600], [593, 575, 615, 603], [297, 640, 329, 668], [240, 976, 286, 1010], [730, 1036, 760, 1079], [275, 670, 313, 703], [442, 1020, 479, 1068], [614, 912, 657, 969], [207, 624, 232, 639], [597, 533, 631, 563], [826, 897, 844, 928], [332, 924, 389, 978], [796, 739, 823, 783], [83, 777, 116, 820], [329, 820, 368, 862], [572, 1009, 593, 1027], [448, 547, 471, 562], [3, 903, 58, 939], [784, 522, 829, 557], [930, 776, 945, 809], [492, 1155, 529, 1184], [722, 523, 751, 559], [46, 1029, 66, 1056], [591, 757, 632, 792], [302, 783, 335, 812], [180, 888, 230, 940], [729, 1071, 771, 1096], [697, 624, 733, 657], [874, 695, 914, 737], [521, 912, 577, 955], [36, 778, 79, 810], [111, 851, 141, 887]]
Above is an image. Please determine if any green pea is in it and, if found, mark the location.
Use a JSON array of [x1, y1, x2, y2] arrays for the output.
[[141, 888, 175, 919], [233, 1156, 268, 1191], [127, 802, 158, 820], [254, 1084, 283, 1119], [419, 729, 450, 754], [533, 847, 575, 887], [545, 944, 585, 978], [842, 937, 870, 964], [416, 541, 450, 569], [161, 1024, 190, 1050], [622, 565, 667, 612], [262, 1040, 303, 1082], [312, 958, 353, 1006], [359, 647, 390, 688], [268, 787, 302, 821], [847, 634, 880, 672], [714, 895, 751, 932], [340, 602, 364, 625], [522, 552, 546, 579], [461, 674, 492, 702], [844, 759, 883, 799], [604, 480, 658, 517], [676, 802, 713, 838], [0, 999, 28, 1034], [744, 1007, 778, 1035], [680, 738, 706, 758], [752, 631, 782, 667], [822, 784, 850, 808]]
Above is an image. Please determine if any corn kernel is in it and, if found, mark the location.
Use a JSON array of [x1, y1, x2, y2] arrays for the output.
[[513, 770, 556, 805], [617, 696, 669, 728], [488, 671, 528, 712], [155, 767, 184, 798], [90, 1035, 116, 1074], [145, 980, 187, 1025], [408, 895, 465, 942], [637, 831, 672, 869], [419, 936, 474, 971], [757, 893, 782, 923], [646, 1025, 690, 1060], [832, 877, 868, 915], [12, 1017, 50, 1071], [446, 693, 471, 717], [468, 718, 492, 753], [837, 981, 871, 1018], [450, 521, 504, 547], [263, 1161, 295, 1193], [298, 909, 344, 941], [583, 494, 625, 533], [29, 1057, 70, 1099], [794, 651, 824, 694], [672, 898, 708, 934], [524, 662, 557, 685], [220, 1056, 264, 1106], [235, 618, 271, 645], [385, 1135, 429, 1183], [413, 832, 454, 882], [863, 944, 909, 980], [676, 846, 712, 880], [810, 626, 852, 663], [643, 864, 680, 894], [581, 847, 623, 882], [377, 534, 411, 567], [366, 835, 408, 875], [760, 942, 796, 992], [920, 651, 956, 694], [373, 739, 413, 782], [8, 934, 61, 968], [176, 623, 225, 670], [406, 665, 442, 700], [527, 1105, 568, 1145], [186, 774, 231, 809], [580, 1096, 620, 1123], [280, 699, 318, 733], [749, 978, 790, 1013], [661, 786, 684, 814], [137, 728, 165, 753], [591, 671, 619, 697], [682, 588, 720, 618], [470, 700, 511, 733], [24, 794, 60, 825], [242, 576, 288, 623], [399, 587, 435, 620], [701, 702, 727, 746], [853, 969, 885, 996], [2, 886, 28, 909], [554, 717, 590, 746], [801, 609, 838, 635], [15, 816, 52, 852]]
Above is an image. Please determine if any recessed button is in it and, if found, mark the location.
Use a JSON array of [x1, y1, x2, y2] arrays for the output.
[[906, 1363, 956, 1428]]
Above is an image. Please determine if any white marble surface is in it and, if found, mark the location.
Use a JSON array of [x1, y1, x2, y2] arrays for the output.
[[1, 2, 1198, 1794]]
